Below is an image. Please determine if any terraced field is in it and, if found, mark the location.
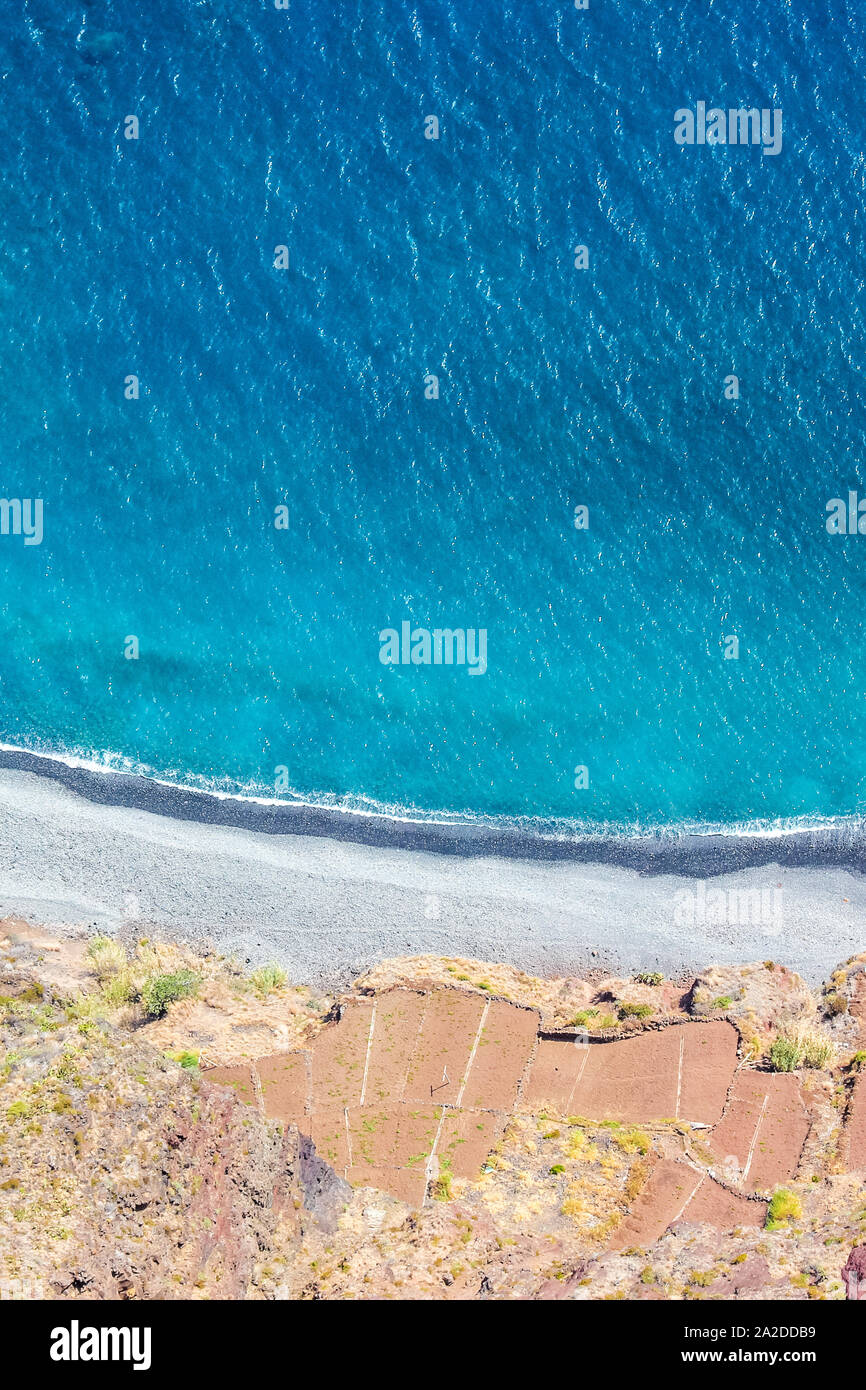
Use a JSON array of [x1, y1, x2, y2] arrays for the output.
[[608, 1159, 765, 1251], [204, 984, 866, 1245], [206, 989, 538, 1203], [706, 1072, 810, 1191], [522, 1021, 737, 1125]]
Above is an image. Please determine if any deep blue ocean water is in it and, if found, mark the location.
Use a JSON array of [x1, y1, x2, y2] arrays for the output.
[[0, 0, 865, 831]]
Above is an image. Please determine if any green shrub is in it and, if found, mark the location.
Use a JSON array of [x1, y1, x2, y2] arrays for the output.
[[771, 1025, 834, 1072], [430, 1172, 452, 1201], [850, 1051, 866, 1073], [66, 994, 108, 1024], [634, 972, 663, 986], [712, 995, 733, 1010], [613, 1128, 650, 1155], [140, 969, 199, 1019], [85, 934, 112, 957], [249, 964, 288, 997], [100, 969, 137, 1008], [167, 1050, 200, 1074], [618, 1002, 653, 1020], [766, 1188, 801, 1230], [769, 1036, 801, 1072]]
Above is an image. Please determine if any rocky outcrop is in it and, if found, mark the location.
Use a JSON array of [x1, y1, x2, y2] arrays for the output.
[[295, 1130, 352, 1233], [842, 1245, 866, 1300], [0, 994, 308, 1299]]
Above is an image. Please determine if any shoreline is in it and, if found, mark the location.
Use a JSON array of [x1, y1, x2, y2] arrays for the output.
[[1, 744, 865, 876], [0, 761, 863, 988]]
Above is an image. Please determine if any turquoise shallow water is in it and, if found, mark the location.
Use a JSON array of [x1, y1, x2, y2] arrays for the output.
[[0, 0, 865, 831]]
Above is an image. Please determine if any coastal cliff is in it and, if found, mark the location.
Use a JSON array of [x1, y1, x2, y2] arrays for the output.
[[2, 919, 865, 1301]]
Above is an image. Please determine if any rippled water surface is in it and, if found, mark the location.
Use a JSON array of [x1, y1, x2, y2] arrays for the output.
[[0, 0, 864, 830]]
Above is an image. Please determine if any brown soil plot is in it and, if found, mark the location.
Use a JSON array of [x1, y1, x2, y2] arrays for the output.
[[402, 990, 486, 1104], [256, 1051, 310, 1122], [522, 1023, 738, 1125], [608, 1158, 764, 1252], [202, 1064, 256, 1106], [310, 1000, 373, 1110], [846, 1073, 866, 1171], [707, 1071, 809, 1192]]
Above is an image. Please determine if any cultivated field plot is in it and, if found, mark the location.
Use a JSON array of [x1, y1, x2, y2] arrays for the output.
[[242, 987, 540, 1199], [202, 1063, 257, 1106], [607, 1157, 765, 1251], [706, 1071, 809, 1192], [201, 992, 822, 1244], [256, 1051, 310, 1121], [522, 1021, 738, 1125], [846, 1073, 866, 1171]]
